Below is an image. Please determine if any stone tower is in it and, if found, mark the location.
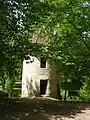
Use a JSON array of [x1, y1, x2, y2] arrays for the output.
[[21, 34, 60, 98], [22, 55, 60, 98]]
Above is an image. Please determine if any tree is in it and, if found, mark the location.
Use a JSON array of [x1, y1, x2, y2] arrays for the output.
[[0, 0, 90, 99], [36, 0, 90, 100], [20, 0, 90, 100]]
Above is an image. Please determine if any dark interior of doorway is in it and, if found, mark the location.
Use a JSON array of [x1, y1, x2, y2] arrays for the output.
[[40, 80, 47, 95]]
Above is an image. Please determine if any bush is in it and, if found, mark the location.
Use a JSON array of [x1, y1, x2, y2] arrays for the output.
[[5, 77, 16, 98], [80, 80, 90, 101], [0, 91, 8, 98]]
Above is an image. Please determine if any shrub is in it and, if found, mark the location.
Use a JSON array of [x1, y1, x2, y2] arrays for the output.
[[5, 77, 16, 98], [0, 90, 8, 98], [80, 80, 90, 101]]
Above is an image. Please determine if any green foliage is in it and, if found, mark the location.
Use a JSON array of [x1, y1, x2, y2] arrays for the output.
[[0, 78, 5, 90], [80, 78, 90, 101], [5, 77, 16, 98], [0, 0, 90, 100], [0, 91, 8, 98]]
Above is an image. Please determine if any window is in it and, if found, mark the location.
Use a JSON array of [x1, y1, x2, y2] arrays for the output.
[[40, 58, 46, 68]]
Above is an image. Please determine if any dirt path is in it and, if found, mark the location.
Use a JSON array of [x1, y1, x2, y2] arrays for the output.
[[50, 108, 90, 120], [0, 98, 90, 120]]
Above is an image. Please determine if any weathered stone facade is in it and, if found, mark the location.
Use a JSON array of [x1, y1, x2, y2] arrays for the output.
[[22, 55, 60, 98]]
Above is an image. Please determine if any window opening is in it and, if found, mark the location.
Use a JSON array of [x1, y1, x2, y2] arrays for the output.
[[40, 58, 46, 68]]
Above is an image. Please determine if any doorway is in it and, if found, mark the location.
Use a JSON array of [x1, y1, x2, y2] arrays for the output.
[[40, 80, 47, 95]]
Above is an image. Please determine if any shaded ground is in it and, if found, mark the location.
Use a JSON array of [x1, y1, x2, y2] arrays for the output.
[[0, 97, 90, 120]]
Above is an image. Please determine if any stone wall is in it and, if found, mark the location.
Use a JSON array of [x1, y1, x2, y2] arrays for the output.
[[22, 56, 60, 98]]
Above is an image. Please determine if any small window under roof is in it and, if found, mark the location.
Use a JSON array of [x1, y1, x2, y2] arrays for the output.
[[40, 58, 46, 68]]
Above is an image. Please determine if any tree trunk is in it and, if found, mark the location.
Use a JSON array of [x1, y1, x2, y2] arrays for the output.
[[57, 82, 62, 100], [8, 92, 11, 98], [64, 89, 67, 101]]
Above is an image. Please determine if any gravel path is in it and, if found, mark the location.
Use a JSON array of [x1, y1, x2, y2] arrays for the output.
[[0, 98, 90, 120], [49, 108, 90, 120]]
